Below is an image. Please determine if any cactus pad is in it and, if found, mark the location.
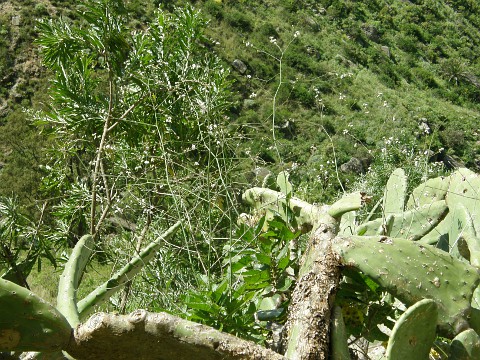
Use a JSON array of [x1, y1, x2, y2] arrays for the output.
[[0, 279, 71, 352], [449, 328, 480, 360], [383, 168, 407, 216], [333, 236, 480, 336], [356, 200, 448, 240], [406, 175, 450, 209], [385, 299, 437, 360]]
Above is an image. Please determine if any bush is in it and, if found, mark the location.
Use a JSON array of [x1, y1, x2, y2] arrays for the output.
[[291, 84, 315, 107], [204, 0, 223, 20], [224, 9, 253, 32], [411, 67, 439, 89]]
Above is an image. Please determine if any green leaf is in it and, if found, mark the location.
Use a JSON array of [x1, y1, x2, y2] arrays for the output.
[[212, 280, 228, 303], [276, 277, 293, 292], [256, 309, 285, 321], [255, 253, 271, 266], [277, 171, 293, 197], [276, 246, 290, 270]]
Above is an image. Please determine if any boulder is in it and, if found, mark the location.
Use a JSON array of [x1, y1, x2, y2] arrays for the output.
[[232, 59, 247, 74], [340, 157, 364, 174]]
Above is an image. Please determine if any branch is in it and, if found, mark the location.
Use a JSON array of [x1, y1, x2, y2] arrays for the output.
[[77, 221, 181, 318], [242, 187, 364, 358], [65, 310, 286, 360], [282, 212, 341, 359]]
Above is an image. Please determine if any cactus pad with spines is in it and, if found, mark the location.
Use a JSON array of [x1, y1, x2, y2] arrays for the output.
[[0, 278, 71, 352], [333, 236, 480, 337], [356, 200, 448, 240], [449, 328, 480, 360], [406, 175, 450, 209], [383, 168, 407, 216], [385, 299, 437, 360], [328, 192, 366, 220]]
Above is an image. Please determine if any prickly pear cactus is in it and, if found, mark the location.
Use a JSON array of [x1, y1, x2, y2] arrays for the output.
[[241, 167, 480, 358], [449, 328, 480, 360], [333, 235, 480, 337], [356, 200, 447, 240], [0, 278, 71, 352], [0, 222, 181, 355], [385, 299, 438, 360], [383, 168, 407, 216]]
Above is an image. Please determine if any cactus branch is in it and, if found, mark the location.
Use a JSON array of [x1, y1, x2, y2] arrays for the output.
[[77, 221, 181, 318]]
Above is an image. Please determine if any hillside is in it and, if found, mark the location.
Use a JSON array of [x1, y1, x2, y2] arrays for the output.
[[1, 0, 480, 205], [1, 2, 480, 356]]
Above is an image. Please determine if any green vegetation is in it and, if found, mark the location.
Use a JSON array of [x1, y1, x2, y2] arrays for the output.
[[2, 0, 480, 358]]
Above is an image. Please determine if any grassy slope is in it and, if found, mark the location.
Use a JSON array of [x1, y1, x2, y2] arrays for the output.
[[0, 0, 479, 330], [1, 0, 480, 204], [196, 0, 480, 201]]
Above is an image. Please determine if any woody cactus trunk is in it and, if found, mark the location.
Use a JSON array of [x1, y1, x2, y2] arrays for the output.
[[2, 168, 480, 359]]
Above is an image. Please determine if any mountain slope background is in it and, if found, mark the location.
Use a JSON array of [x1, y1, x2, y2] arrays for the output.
[[1, 0, 480, 206]]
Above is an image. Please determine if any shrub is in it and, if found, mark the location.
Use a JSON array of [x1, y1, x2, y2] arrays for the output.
[[204, 0, 223, 20], [224, 9, 253, 32]]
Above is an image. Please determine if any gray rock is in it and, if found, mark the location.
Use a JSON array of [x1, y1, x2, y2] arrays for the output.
[[381, 45, 391, 58], [232, 59, 247, 74], [442, 154, 464, 170], [11, 15, 20, 26], [340, 157, 364, 174], [254, 167, 273, 182], [362, 24, 380, 42]]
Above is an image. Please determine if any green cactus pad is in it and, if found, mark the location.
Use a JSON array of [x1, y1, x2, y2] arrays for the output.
[[331, 306, 351, 360], [384, 168, 407, 216], [57, 234, 94, 327], [417, 211, 452, 249], [339, 211, 356, 236], [448, 204, 480, 267], [0, 279, 71, 352], [333, 236, 480, 336], [356, 200, 448, 240], [447, 168, 480, 235], [449, 329, 480, 360], [406, 175, 450, 209], [385, 299, 437, 360], [328, 192, 366, 220]]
